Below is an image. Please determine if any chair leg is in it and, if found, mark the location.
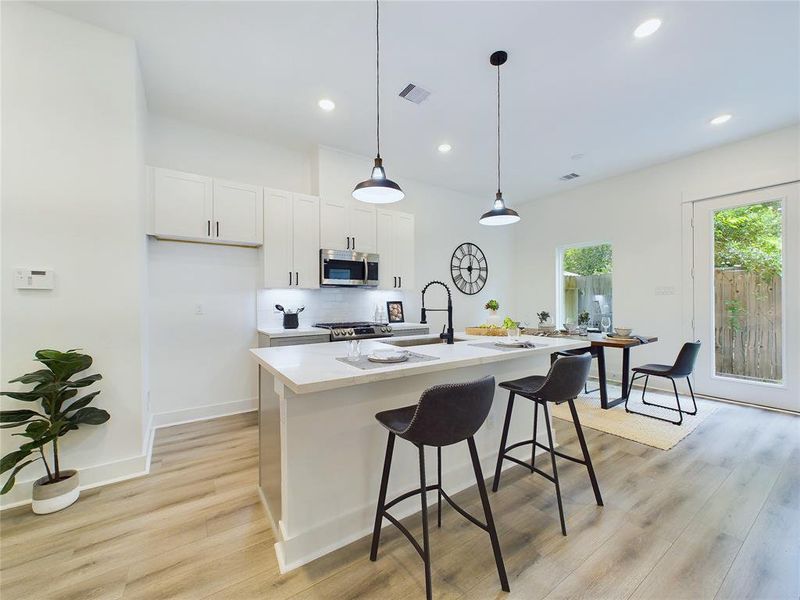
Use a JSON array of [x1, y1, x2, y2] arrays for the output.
[[542, 402, 567, 536], [531, 400, 539, 469], [670, 378, 684, 425], [626, 375, 684, 425], [567, 399, 603, 507], [641, 375, 649, 401], [624, 373, 645, 412], [468, 437, 510, 592], [492, 392, 515, 493], [686, 377, 698, 415], [370, 432, 395, 561], [437, 446, 442, 528], [418, 445, 432, 600]]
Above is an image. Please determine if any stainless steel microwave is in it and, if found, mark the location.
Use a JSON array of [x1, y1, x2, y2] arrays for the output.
[[320, 249, 379, 287]]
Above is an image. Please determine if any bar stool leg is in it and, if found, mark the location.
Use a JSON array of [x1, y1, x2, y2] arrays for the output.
[[492, 392, 515, 493], [370, 432, 395, 561], [567, 399, 603, 507], [531, 401, 539, 469], [418, 445, 433, 600], [468, 437, 510, 592], [437, 446, 442, 528], [542, 402, 567, 536]]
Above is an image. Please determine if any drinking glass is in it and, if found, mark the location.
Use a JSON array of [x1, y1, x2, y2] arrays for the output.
[[601, 317, 611, 333], [346, 340, 361, 361], [507, 326, 520, 339]]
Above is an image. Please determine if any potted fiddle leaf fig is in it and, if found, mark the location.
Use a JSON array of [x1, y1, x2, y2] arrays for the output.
[[1, 349, 109, 514]]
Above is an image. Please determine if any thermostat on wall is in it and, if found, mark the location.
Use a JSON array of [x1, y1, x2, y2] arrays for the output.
[[14, 268, 54, 290]]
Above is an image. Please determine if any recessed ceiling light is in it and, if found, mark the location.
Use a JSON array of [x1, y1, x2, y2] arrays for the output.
[[634, 18, 662, 38], [318, 98, 335, 112], [710, 114, 732, 125], [438, 143, 452, 153]]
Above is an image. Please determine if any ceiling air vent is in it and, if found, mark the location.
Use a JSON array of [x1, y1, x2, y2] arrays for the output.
[[399, 83, 430, 104], [559, 172, 581, 181]]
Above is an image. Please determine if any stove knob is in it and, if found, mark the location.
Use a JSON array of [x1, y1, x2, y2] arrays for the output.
[[348, 329, 355, 335], [386, 326, 392, 333], [333, 330, 340, 337]]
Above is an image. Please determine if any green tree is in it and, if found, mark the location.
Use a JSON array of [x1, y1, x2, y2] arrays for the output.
[[714, 201, 782, 279], [563, 244, 612, 275]]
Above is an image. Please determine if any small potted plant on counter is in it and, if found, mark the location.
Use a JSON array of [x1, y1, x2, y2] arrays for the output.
[[484, 299, 502, 326], [578, 311, 590, 335], [1, 349, 109, 514], [537, 311, 554, 332]]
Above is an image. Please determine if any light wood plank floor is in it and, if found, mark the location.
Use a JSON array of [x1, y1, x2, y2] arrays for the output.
[[1, 402, 798, 599]]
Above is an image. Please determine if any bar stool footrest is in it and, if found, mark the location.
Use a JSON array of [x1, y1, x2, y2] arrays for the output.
[[383, 512, 425, 559], [383, 484, 439, 512], [439, 489, 489, 532]]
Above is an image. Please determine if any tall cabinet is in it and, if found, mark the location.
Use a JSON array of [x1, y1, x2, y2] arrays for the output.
[[320, 196, 377, 253], [263, 189, 320, 289], [376, 209, 415, 290]]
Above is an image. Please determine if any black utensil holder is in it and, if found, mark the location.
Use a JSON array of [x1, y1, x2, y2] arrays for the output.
[[283, 313, 299, 329]]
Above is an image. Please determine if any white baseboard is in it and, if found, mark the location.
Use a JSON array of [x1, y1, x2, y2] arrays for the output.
[[151, 397, 257, 429], [0, 398, 257, 511]]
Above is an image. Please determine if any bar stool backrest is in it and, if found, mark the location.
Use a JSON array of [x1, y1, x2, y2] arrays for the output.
[[669, 341, 702, 377], [400, 376, 496, 447], [534, 353, 592, 404]]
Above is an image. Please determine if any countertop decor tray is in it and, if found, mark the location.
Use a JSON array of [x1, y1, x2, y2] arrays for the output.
[[336, 352, 439, 370]]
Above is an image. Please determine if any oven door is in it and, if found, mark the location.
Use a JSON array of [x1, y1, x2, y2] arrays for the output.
[[320, 250, 379, 287]]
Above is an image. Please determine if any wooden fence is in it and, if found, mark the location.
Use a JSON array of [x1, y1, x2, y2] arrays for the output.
[[714, 269, 782, 382]]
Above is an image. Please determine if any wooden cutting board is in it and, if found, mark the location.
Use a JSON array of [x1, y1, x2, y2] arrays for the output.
[[465, 327, 508, 336]]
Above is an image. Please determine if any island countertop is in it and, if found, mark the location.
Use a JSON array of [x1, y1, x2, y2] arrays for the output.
[[250, 333, 588, 394]]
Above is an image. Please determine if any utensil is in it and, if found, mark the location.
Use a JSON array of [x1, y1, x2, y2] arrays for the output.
[[275, 304, 285, 313]]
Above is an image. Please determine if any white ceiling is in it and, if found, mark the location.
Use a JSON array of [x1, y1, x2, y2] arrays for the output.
[[40, 1, 799, 203]]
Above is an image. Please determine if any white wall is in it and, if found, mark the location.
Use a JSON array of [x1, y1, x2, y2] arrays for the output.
[[145, 115, 312, 422], [1, 2, 148, 505], [512, 125, 800, 382]]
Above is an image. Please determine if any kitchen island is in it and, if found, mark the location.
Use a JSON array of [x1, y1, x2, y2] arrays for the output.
[[250, 333, 587, 572]]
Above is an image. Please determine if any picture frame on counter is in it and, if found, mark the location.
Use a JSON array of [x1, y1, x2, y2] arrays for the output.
[[387, 301, 405, 323]]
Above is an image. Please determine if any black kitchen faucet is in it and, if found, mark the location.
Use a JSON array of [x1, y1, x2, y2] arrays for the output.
[[420, 280, 454, 344]]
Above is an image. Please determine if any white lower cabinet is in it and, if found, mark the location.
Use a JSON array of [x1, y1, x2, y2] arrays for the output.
[[377, 209, 415, 290], [148, 167, 263, 246], [263, 189, 320, 289]]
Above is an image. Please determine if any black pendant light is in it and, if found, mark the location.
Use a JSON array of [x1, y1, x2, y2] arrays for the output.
[[353, 0, 404, 204], [479, 50, 520, 226]]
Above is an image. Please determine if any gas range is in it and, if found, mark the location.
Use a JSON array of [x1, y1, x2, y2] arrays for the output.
[[314, 321, 394, 341]]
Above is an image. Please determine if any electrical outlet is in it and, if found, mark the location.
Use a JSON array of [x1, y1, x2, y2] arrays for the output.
[[655, 286, 676, 296], [195, 304, 204, 315]]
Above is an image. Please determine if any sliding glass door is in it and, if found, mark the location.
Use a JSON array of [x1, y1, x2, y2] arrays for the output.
[[692, 182, 798, 411]]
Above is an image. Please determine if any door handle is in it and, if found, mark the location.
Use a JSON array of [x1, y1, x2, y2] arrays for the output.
[[346, 237, 350, 249], [216, 221, 219, 237], [363, 257, 369, 285], [207, 220, 211, 236], [295, 272, 299, 286]]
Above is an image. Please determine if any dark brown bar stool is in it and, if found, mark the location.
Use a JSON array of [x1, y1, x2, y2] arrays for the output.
[[491, 353, 602, 536], [625, 341, 701, 425], [370, 376, 509, 600]]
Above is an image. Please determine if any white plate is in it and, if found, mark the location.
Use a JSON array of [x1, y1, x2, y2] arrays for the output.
[[367, 353, 409, 363], [494, 339, 529, 348]]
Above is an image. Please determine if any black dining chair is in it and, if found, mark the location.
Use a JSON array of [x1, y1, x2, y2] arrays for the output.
[[624, 341, 701, 425], [370, 376, 509, 600], [491, 353, 602, 536]]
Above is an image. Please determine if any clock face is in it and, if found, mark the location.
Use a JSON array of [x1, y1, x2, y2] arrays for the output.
[[451, 243, 488, 295]]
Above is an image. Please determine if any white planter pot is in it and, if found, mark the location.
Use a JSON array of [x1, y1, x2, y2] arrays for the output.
[[486, 309, 502, 326], [31, 470, 79, 514]]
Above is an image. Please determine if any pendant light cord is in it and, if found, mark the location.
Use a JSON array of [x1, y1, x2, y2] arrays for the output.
[[496, 63, 501, 194], [376, 0, 381, 158]]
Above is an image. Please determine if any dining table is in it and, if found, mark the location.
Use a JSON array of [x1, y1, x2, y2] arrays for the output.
[[547, 333, 659, 409]]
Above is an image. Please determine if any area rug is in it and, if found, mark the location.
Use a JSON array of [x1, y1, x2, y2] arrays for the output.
[[551, 383, 718, 450]]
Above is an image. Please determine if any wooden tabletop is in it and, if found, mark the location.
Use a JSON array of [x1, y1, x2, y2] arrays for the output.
[[560, 333, 658, 348]]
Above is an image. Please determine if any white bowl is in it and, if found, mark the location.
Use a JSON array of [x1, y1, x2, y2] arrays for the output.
[[614, 328, 633, 337]]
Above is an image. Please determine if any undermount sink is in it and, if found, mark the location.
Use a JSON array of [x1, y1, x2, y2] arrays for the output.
[[382, 336, 467, 347]]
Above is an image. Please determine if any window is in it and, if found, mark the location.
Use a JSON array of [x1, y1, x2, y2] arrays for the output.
[[558, 243, 613, 331]]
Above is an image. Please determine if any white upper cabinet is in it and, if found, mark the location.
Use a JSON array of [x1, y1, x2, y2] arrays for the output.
[[148, 167, 263, 246], [212, 179, 263, 245], [151, 168, 213, 240], [376, 209, 415, 290], [263, 189, 320, 289], [320, 196, 377, 253]]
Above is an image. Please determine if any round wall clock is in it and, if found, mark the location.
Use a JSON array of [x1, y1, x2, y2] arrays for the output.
[[450, 242, 488, 295]]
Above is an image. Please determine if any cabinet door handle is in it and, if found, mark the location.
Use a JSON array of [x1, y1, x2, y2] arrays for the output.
[[393, 276, 396, 288], [295, 272, 299, 286], [346, 237, 350, 249], [352, 237, 355, 249], [289, 271, 292, 286], [207, 220, 211, 237], [399, 276, 402, 288], [216, 221, 220, 237]]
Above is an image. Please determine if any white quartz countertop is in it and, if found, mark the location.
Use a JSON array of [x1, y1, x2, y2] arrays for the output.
[[250, 333, 587, 394], [257, 322, 429, 339]]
